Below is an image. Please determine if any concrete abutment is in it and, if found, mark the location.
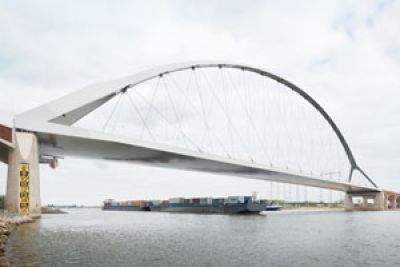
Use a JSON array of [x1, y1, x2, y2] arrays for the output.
[[344, 191, 385, 211], [6, 132, 41, 217]]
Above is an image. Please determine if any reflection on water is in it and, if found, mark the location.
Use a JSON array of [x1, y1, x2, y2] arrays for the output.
[[6, 209, 400, 267]]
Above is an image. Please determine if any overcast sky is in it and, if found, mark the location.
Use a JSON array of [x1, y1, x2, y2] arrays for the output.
[[0, 0, 399, 205]]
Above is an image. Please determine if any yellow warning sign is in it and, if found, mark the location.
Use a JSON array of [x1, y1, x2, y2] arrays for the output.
[[19, 164, 29, 213]]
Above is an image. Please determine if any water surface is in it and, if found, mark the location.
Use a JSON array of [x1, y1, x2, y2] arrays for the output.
[[6, 209, 400, 266]]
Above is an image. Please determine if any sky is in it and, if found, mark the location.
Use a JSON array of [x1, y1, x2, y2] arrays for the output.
[[0, 0, 399, 205]]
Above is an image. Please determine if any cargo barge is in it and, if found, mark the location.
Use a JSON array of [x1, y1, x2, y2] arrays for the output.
[[103, 196, 268, 215], [265, 205, 283, 211]]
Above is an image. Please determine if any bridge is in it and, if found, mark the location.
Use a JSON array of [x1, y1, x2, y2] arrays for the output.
[[0, 61, 396, 216]]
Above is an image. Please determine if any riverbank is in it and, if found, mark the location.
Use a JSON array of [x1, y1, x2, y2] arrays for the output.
[[41, 207, 67, 214], [0, 211, 34, 267]]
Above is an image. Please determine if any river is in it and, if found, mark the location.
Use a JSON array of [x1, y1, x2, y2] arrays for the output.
[[5, 209, 400, 266]]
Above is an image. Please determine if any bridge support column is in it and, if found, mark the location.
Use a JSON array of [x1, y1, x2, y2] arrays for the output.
[[344, 193, 354, 211], [344, 191, 384, 211], [6, 132, 41, 217]]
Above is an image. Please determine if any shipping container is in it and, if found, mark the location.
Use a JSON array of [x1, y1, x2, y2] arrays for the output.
[[169, 198, 185, 204], [226, 196, 246, 203], [244, 196, 252, 203], [200, 198, 212, 205], [151, 200, 161, 205], [225, 196, 239, 204], [132, 201, 141, 206], [212, 198, 225, 205], [192, 198, 200, 205]]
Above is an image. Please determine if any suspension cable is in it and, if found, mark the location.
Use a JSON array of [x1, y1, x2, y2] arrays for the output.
[[167, 72, 231, 156], [128, 85, 201, 151], [102, 93, 123, 132], [125, 90, 156, 142]]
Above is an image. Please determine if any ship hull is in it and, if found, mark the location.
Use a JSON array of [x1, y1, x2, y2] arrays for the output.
[[102, 206, 150, 211], [151, 203, 266, 215]]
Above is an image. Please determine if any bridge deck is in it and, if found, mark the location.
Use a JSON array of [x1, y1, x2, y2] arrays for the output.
[[15, 120, 380, 193]]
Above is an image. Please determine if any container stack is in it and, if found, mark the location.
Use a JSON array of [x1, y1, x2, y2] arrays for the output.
[[103, 194, 267, 214], [200, 198, 212, 205]]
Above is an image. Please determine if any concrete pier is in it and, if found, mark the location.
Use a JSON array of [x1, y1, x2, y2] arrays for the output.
[[6, 132, 41, 217], [344, 191, 385, 211], [383, 191, 400, 210]]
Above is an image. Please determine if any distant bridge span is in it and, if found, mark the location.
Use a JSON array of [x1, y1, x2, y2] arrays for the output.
[[0, 61, 390, 215]]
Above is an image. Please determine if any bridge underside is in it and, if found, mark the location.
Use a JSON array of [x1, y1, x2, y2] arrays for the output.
[[0, 142, 10, 164], [0, 125, 14, 164], [18, 121, 379, 194]]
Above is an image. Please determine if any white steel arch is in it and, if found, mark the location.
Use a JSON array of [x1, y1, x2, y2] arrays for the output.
[[15, 61, 377, 189]]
